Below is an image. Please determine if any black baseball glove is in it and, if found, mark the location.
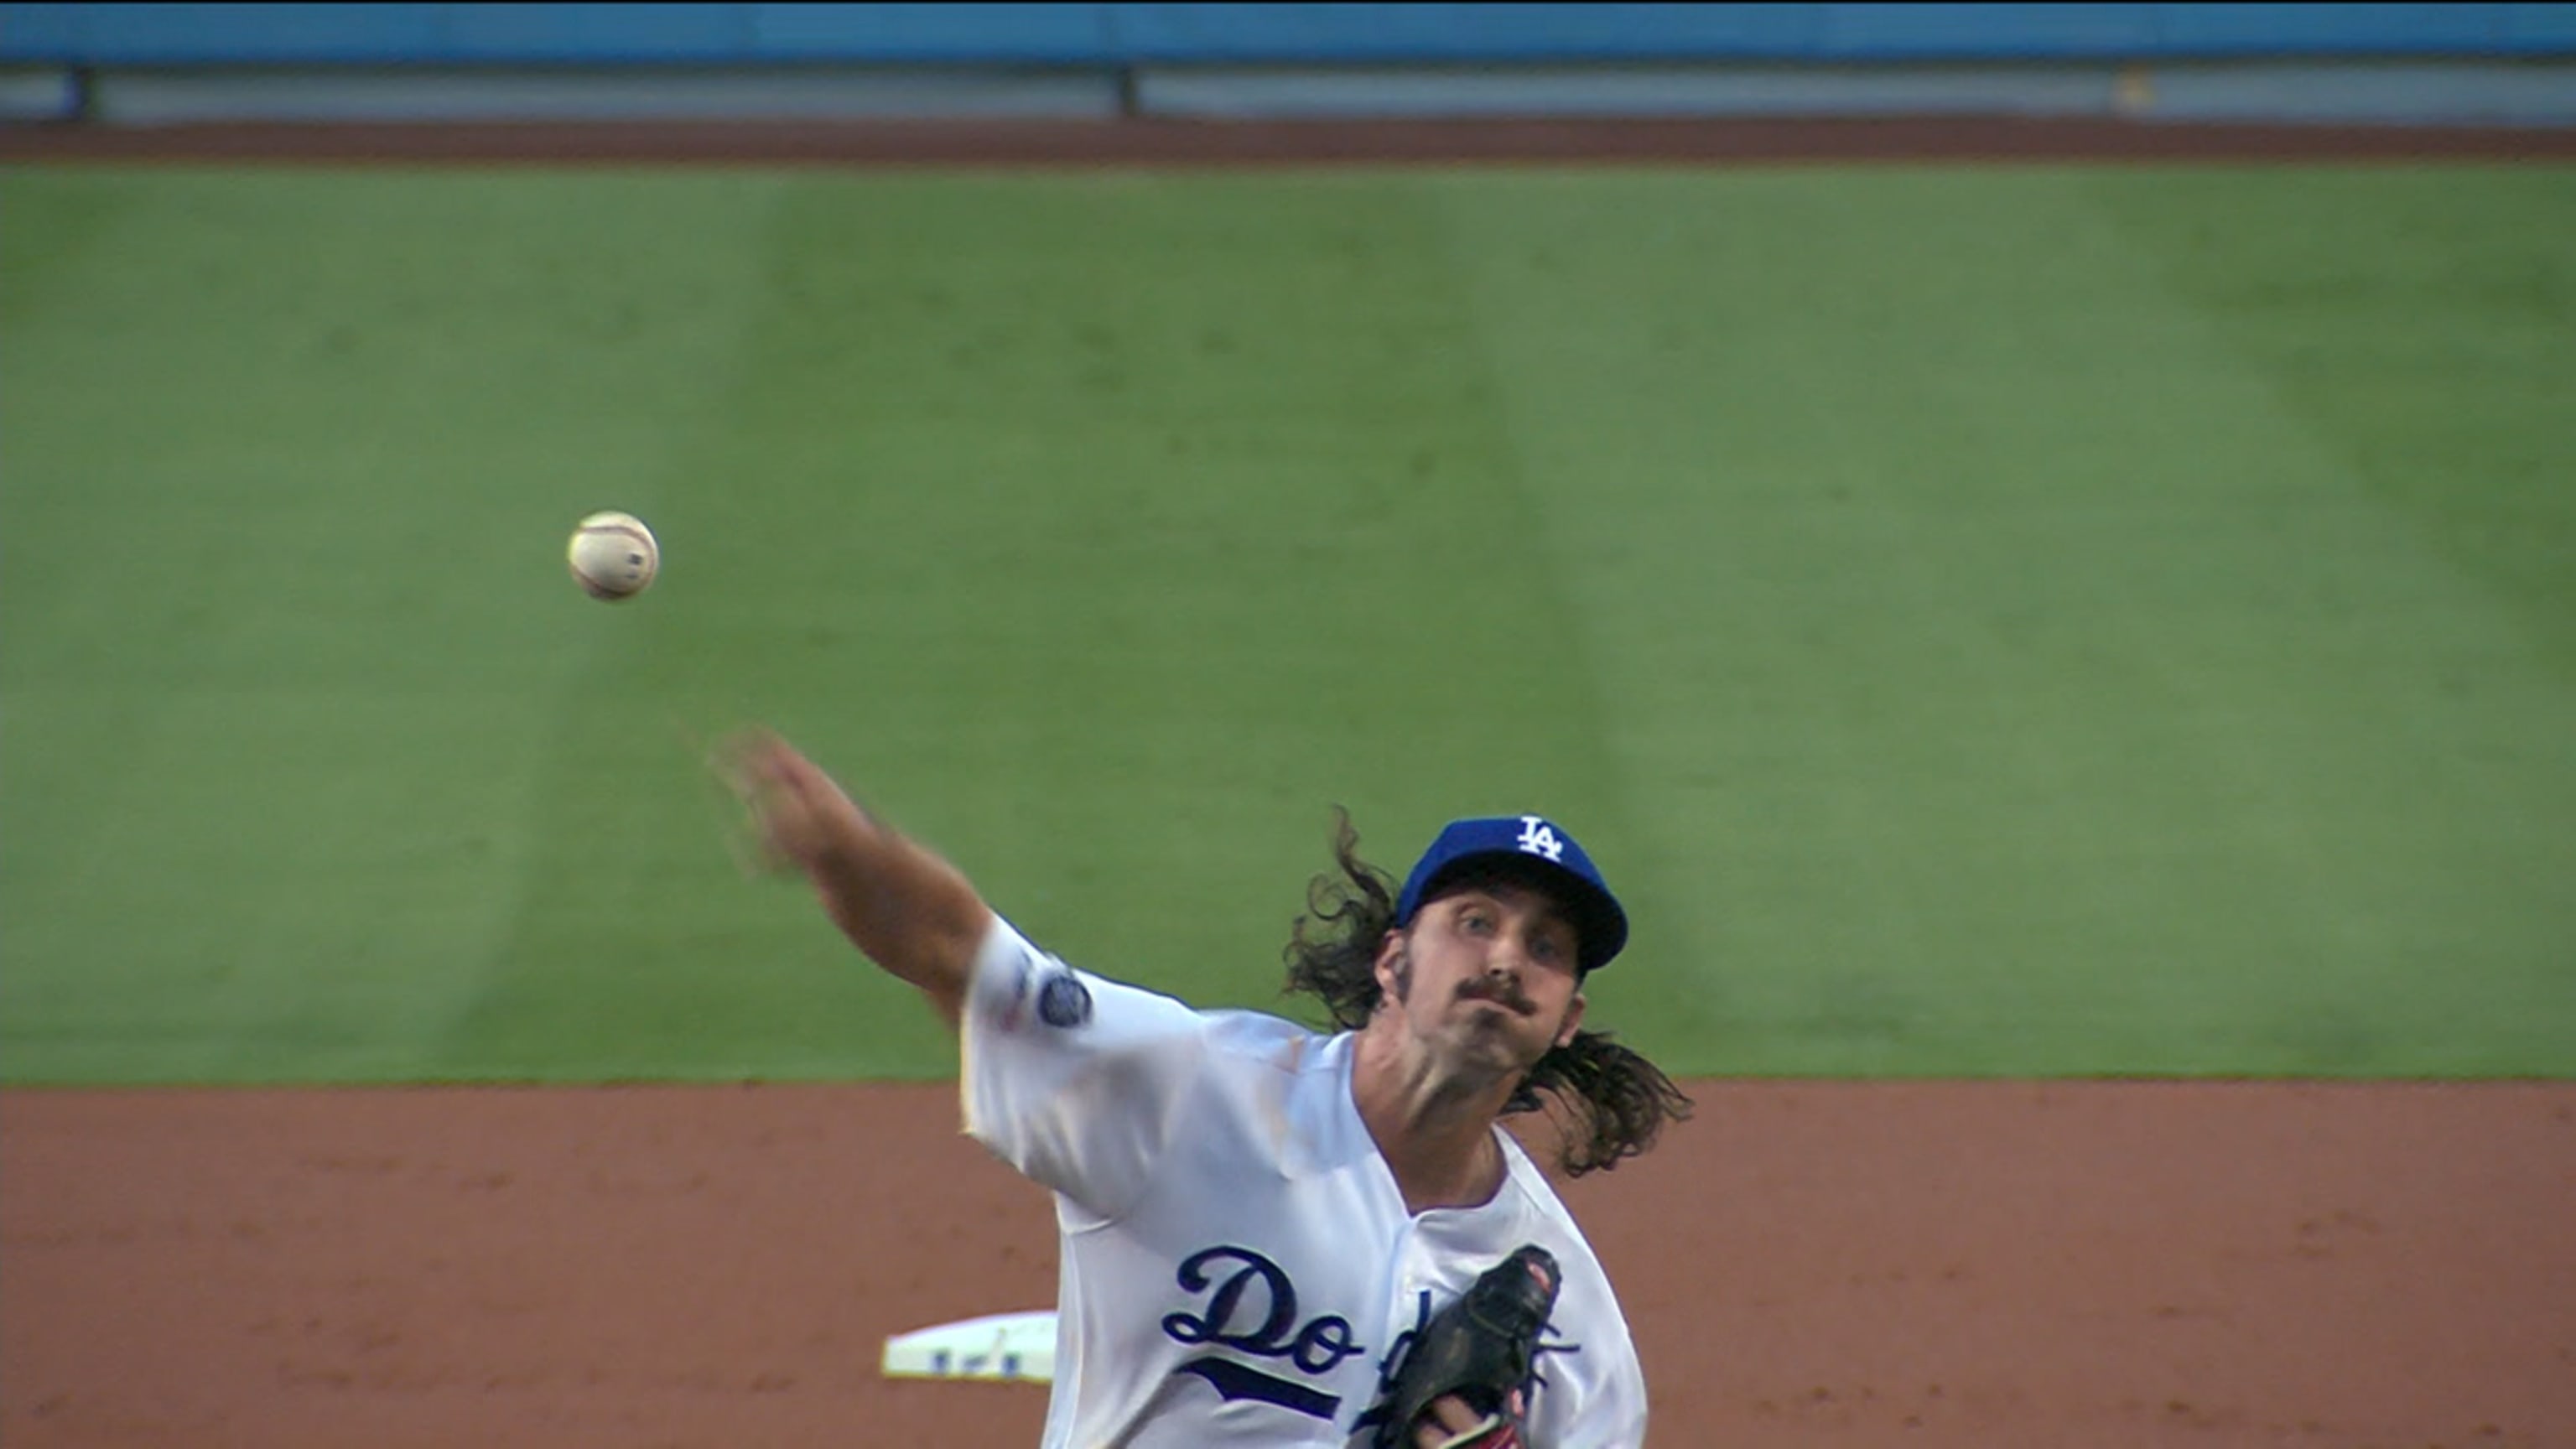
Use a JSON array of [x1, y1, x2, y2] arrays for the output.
[[1374, 1244, 1561, 1449]]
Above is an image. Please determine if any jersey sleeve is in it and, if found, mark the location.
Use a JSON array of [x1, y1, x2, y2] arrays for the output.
[[958, 915, 1211, 1225], [1549, 1355, 1649, 1449], [1529, 1275, 1649, 1449]]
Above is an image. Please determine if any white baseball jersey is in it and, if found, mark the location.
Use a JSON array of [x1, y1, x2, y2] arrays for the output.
[[960, 915, 1650, 1448]]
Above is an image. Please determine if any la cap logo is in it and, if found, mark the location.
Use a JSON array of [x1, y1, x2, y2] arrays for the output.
[[1514, 816, 1566, 863]]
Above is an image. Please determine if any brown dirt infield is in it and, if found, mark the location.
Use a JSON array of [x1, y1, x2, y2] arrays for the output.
[[4, 117, 2573, 1448], [5, 1082, 2571, 1448]]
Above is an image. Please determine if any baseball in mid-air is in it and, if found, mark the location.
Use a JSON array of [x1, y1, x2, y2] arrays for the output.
[[567, 510, 659, 601]]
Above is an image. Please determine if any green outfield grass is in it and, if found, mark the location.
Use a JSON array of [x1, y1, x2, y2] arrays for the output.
[[4, 162, 2570, 1084]]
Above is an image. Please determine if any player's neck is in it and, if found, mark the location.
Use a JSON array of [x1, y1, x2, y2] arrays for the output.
[[1349, 1030, 1515, 1214]]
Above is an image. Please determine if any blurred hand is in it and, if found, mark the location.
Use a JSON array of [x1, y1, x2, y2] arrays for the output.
[[713, 728, 862, 878]]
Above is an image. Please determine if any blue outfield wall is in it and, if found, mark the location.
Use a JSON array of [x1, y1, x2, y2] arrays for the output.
[[5, 3, 2576, 67]]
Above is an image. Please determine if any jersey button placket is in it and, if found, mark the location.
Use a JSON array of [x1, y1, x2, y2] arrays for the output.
[[1387, 1222, 1439, 1351]]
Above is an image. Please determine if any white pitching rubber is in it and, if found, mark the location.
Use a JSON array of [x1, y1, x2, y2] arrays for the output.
[[880, 1309, 1059, 1384]]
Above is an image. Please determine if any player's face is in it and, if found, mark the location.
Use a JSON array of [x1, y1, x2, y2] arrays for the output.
[[1378, 880, 1587, 1073]]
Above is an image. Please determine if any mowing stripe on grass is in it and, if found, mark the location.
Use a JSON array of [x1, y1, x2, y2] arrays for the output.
[[1438, 167, 2576, 1074], [6, 164, 2568, 1083]]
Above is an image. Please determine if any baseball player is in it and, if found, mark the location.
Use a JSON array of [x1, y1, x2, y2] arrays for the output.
[[722, 730, 1691, 1447]]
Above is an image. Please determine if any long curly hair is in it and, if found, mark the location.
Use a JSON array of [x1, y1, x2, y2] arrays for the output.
[[1281, 808, 1693, 1177]]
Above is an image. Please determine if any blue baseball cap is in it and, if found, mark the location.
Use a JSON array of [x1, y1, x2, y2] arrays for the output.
[[1395, 815, 1629, 974]]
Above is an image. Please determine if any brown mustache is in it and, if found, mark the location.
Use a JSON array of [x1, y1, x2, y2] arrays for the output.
[[1457, 976, 1535, 1015]]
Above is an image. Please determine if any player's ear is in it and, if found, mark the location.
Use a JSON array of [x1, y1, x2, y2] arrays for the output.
[[1372, 931, 1408, 998], [1554, 991, 1587, 1049]]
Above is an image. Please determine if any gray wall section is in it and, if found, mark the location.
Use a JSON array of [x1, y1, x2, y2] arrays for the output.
[[7, 60, 2573, 127], [0, 65, 76, 121], [78, 68, 1122, 126], [1139, 60, 2576, 125], [2137, 61, 2576, 125], [1137, 65, 2132, 121]]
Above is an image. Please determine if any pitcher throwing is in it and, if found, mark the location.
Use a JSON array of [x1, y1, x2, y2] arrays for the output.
[[721, 729, 1691, 1447]]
